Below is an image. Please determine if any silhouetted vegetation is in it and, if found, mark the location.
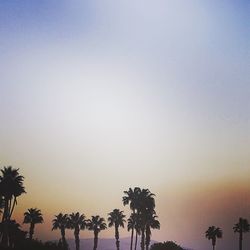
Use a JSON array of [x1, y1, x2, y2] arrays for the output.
[[108, 209, 126, 250], [0, 166, 25, 248], [128, 212, 141, 250], [0, 166, 249, 250], [52, 213, 69, 250], [233, 217, 250, 250], [23, 208, 43, 240], [205, 226, 222, 250], [150, 241, 184, 250], [87, 215, 107, 250], [123, 187, 160, 250], [68, 212, 86, 250], [11, 239, 65, 250]]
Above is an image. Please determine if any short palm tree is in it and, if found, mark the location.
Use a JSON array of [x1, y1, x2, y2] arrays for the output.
[[108, 209, 126, 250], [52, 213, 69, 250], [205, 226, 222, 250], [68, 212, 86, 250], [87, 215, 107, 250], [23, 208, 43, 240], [233, 217, 250, 250]]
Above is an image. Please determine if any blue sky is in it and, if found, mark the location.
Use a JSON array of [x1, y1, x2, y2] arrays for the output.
[[0, 1, 250, 250]]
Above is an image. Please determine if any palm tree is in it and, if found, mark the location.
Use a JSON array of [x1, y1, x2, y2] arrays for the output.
[[137, 189, 155, 250], [108, 209, 126, 250], [52, 213, 69, 250], [0, 166, 25, 247], [0, 166, 25, 223], [123, 187, 141, 250], [233, 217, 250, 250], [123, 187, 156, 250], [23, 208, 43, 240], [87, 215, 107, 250], [205, 226, 222, 250], [145, 213, 160, 250], [0, 166, 26, 247], [128, 213, 141, 250], [68, 212, 86, 250]]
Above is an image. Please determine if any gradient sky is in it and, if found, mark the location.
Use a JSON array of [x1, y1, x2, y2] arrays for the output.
[[0, 1, 250, 249]]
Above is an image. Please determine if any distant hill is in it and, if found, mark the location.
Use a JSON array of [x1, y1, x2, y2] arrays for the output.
[[64, 237, 192, 250], [66, 237, 156, 250]]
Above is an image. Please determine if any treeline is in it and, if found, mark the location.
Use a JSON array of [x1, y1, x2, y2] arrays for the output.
[[0, 166, 161, 250], [0, 166, 249, 250]]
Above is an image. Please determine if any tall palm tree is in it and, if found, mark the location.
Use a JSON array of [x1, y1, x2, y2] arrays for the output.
[[128, 213, 141, 250], [145, 213, 160, 250], [68, 212, 86, 250], [205, 226, 222, 250], [52, 213, 69, 250], [233, 217, 250, 250], [123, 187, 141, 250], [87, 215, 107, 250], [23, 208, 43, 240], [137, 189, 155, 250], [123, 187, 156, 250], [0, 166, 25, 224], [108, 209, 126, 250]]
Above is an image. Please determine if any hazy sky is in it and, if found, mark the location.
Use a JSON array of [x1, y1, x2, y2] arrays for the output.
[[0, 1, 250, 249]]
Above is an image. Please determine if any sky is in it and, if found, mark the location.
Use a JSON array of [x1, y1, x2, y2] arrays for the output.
[[0, 0, 250, 249]]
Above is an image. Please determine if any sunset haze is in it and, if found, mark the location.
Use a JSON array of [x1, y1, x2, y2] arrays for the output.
[[0, 1, 249, 250]]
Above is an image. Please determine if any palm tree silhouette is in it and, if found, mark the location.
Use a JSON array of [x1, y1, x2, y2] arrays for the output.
[[233, 217, 250, 250], [0, 167, 25, 247], [0, 166, 25, 222], [124, 188, 156, 250], [205, 226, 222, 250], [145, 213, 160, 250], [52, 213, 69, 250], [128, 213, 141, 250], [108, 209, 126, 250], [123, 187, 141, 250], [23, 208, 43, 240], [87, 215, 107, 250], [68, 212, 86, 250], [137, 189, 155, 250]]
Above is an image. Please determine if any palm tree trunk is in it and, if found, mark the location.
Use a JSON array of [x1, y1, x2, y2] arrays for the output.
[[115, 226, 120, 250], [29, 223, 35, 240], [145, 226, 150, 250], [141, 227, 145, 250], [9, 197, 17, 220], [1, 198, 9, 246], [130, 227, 134, 250], [75, 232, 80, 250], [93, 231, 98, 250], [61, 228, 67, 250], [212, 245, 215, 250], [239, 231, 242, 250], [134, 231, 138, 250], [2, 197, 9, 222]]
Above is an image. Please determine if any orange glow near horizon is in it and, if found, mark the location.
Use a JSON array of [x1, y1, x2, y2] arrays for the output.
[[1, 2, 249, 250], [11, 175, 250, 250]]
